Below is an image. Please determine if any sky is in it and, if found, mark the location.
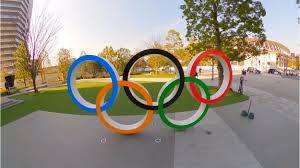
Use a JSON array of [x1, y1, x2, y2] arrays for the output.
[[34, 0, 300, 65]]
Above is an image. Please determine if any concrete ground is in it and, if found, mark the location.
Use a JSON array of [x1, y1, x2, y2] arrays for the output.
[[1, 110, 262, 168], [204, 74, 299, 168], [173, 111, 262, 168], [1, 73, 299, 168], [232, 73, 299, 102]]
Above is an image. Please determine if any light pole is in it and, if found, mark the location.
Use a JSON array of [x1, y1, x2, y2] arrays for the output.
[[298, 0, 300, 24]]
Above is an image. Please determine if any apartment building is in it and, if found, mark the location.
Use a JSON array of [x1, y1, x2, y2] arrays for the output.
[[0, 0, 33, 74]]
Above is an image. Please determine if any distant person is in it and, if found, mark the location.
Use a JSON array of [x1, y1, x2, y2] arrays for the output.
[[238, 76, 245, 94], [242, 69, 246, 75], [198, 68, 202, 78], [194, 72, 198, 78], [5, 81, 10, 95]]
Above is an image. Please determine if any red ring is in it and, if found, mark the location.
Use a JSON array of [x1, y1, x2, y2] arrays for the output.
[[189, 50, 233, 104]]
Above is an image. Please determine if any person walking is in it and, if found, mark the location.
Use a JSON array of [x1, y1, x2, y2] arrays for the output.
[[194, 72, 198, 78], [238, 76, 245, 94], [198, 67, 202, 79], [5, 81, 10, 95]]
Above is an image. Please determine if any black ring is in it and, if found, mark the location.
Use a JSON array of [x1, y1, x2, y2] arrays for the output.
[[123, 49, 185, 110]]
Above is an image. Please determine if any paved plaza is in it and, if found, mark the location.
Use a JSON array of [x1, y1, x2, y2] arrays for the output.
[[1, 74, 299, 168], [2, 110, 262, 168], [210, 74, 299, 168]]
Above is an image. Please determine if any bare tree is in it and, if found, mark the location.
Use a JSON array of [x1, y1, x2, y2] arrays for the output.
[[21, 5, 60, 92]]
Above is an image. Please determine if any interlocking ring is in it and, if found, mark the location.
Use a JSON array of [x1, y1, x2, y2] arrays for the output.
[[123, 49, 185, 110], [158, 77, 210, 129], [96, 81, 154, 135], [186, 50, 233, 104], [67, 49, 232, 134], [67, 55, 119, 112]]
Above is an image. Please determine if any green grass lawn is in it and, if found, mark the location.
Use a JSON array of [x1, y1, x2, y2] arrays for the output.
[[1, 81, 249, 126], [131, 72, 176, 78]]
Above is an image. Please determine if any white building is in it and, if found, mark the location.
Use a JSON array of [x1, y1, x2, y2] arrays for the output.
[[242, 39, 291, 72]]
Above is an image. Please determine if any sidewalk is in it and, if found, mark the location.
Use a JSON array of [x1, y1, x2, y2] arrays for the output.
[[2, 75, 297, 168], [174, 110, 262, 168], [2, 110, 262, 168], [209, 80, 299, 168], [203, 78, 299, 122]]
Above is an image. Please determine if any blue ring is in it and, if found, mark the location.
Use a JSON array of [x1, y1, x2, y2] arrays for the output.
[[67, 55, 119, 113]]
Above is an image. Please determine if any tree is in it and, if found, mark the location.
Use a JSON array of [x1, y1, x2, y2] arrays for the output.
[[187, 39, 218, 80], [0, 68, 8, 84], [165, 29, 184, 52], [57, 48, 72, 82], [296, 56, 300, 70], [20, 5, 60, 92], [78, 51, 88, 78], [181, 0, 266, 86], [98, 47, 131, 74], [98, 46, 118, 76], [13, 42, 31, 86], [165, 29, 190, 65], [288, 55, 300, 70], [90, 62, 102, 78], [99, 46, 116, 63], [146, 39, 169, 74], [133, 57, 147, 72], [115, 48, 131, 73], [78, 50, 102, 78], [39, 54, 51, 83], [186, 40, 212, 65], [80, 50, 86, 56]]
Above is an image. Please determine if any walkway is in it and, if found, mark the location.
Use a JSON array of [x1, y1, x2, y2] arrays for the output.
[[2, 110, 262, 168]]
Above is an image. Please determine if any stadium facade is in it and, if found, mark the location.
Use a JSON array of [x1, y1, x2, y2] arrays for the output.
[[240, 39, 294, 72]]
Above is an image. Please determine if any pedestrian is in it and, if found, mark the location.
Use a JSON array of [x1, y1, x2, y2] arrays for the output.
[[238, 76, 245, 94], [194, 72, 198, 78], [5, 81, 10, 95], [242, 69, 246, 75], [198, 68, 202, 78]]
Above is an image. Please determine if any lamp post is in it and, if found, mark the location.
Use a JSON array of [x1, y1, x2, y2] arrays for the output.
[[298, 0, 300, 23]]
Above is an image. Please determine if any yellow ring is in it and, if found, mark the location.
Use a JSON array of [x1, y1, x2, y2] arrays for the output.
[[96, 81, 154, 134]]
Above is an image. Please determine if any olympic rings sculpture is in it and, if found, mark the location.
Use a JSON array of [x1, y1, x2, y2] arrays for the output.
[[67, 49, 232, 134]]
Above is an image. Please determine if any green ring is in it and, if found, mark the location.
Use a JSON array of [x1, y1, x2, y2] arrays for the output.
[[158, 77, 210, 129]]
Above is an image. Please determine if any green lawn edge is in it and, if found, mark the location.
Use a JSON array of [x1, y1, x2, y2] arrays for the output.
[[1, 82, 249, 126]]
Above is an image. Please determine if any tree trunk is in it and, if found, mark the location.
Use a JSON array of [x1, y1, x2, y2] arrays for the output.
[[211, 58, 214, 80], [212, 3, 223, 88], [32, 75, 38, 93], [217, 61, 223, 87], [216, 39, 223, 87], [23, 77, 26, 87]]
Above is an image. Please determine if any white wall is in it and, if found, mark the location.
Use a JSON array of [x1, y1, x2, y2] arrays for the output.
[[243, 53, 277, 72]]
